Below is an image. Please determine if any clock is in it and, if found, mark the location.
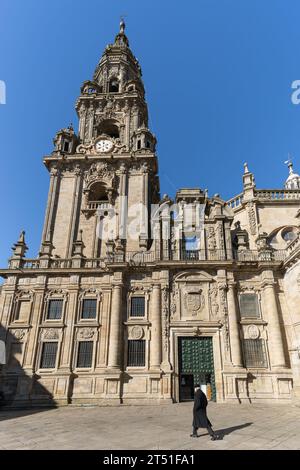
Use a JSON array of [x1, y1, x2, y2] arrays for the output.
[[95, 139, 114, 153]]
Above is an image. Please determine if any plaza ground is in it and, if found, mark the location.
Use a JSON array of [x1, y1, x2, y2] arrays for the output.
[[0, 401, 300, 450]]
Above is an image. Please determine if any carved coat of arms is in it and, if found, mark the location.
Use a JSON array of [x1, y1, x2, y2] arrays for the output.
[[184, 290, 205, 316]]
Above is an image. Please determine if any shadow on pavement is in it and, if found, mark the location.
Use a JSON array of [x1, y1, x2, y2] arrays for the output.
[[215, 422, 253, 440]]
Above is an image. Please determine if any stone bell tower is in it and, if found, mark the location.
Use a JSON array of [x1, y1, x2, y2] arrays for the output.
[[41, 20, 160, 261]]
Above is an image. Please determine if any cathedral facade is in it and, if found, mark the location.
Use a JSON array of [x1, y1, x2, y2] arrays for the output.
[[1, 23, 300, 406]]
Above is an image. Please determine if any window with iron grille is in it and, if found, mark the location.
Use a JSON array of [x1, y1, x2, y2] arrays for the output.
[[243, 339, 267, 368], [40, 342, 58, 369], [77, 341, 93, 368], [127, 340, 145, 367], [239, 293, 260, 318], [130, 297, 145, 317], [81, 299, 97, 319], [47, 299, 63, 320]]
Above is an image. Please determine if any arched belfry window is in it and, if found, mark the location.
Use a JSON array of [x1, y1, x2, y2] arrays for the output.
[[88, 182, 109, 202], [98, 119, 119, 139], [109, 78, 119, 93]]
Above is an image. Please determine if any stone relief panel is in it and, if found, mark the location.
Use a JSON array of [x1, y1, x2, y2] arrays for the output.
[[40, 328, 62, 341], [128, 325, 144, 340], [171, 271, 215, 321], [181, 286, 206, 319], [77, 328, 96, 340], [9, 328, 28, 341]]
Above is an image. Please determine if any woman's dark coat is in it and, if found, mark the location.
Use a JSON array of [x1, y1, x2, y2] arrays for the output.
[[192, 389, 212, 428]]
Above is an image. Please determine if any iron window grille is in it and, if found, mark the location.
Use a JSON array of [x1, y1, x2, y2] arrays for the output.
[[127, 340, 146, 367], [239, 293, 260, 318], [243, 339, 267, 368], [130, 297, 145, 317], [77, 341, 93, 368], [40, 342, 58, 369], [81, 299, 97, 319], [47, 299, 63, 320]]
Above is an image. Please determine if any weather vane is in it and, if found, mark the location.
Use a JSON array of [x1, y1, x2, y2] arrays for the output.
[[284, 153, 292, 165]]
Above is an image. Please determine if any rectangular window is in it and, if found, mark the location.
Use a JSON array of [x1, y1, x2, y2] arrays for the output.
[[184, 236, 199, 251], [243, 339, 267, 368], [8, 342, 23, 369], [127, 340, 145, 367], [77, 341, 93, 368], [47, 299, 63, 320], [81, 299, 97, 319], [40, 342, 58, 369], [130, 297, 145, 317], [16, 300, 31, 322], [239, 293, 260, 318]]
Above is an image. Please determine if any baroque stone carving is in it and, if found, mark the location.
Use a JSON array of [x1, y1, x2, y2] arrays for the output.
[[43, 329, 60, 340], [79, 288, 102, 300], [78, 328, 95, 339], [218, 283, 230, 351], [170, 282, 179, 319], [161, 287, 169, 352], [130, 325, 144, 340], [217, 222, 225, 251], [207, 226, 217, 250], [14, 290, 33, 302], [10, 329, 26, 340], [247, 201, 257, 235], [44, 289, 68, 302], [85, 162, 115, 184], [247, 324, 260, 339], [208, 283, 219, 318], [184, 290, 205, 316]]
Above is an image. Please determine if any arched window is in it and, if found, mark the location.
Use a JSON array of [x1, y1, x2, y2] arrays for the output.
[[88, 182, 108, 202], [98, 119, 119, 139], [282, 227, 297, 242], [109, 78, 119, 93]]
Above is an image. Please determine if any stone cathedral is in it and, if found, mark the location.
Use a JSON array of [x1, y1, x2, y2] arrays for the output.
[[1, 22, 300, 407]]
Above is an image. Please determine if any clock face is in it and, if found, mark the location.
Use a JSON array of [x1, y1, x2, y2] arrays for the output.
[[95, 139, 113, 153]]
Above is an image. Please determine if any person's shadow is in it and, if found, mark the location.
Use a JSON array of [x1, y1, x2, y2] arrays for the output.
[[199, 422, 253, 440]]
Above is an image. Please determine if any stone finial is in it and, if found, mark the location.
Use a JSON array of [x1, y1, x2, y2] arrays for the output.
[[72, 230, 84, 258], [242, 162, 255, 199], [120, 18, 126, 34], [284, 155, 300, 189], [10, 230, 28, 265], [18, 230, 25, 244]]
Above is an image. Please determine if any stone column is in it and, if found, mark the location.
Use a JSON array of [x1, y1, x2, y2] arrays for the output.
[[118, 166, 128, 240], [107, 285, 123, 369], [87, 106, 94, 142], [23, 286, 45, 372], [141, 167, 149, 238], [224, 221, 233, 260], [41, 168, 60, 245], [60, 287, 78, 369], [227, 283, 243, 367], [150, 285, 162, 369], [66, 168, 82, 258], [263, 281, 286, 368]]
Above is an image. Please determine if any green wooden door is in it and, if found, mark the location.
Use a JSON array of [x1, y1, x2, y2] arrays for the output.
[[179, 337, 216, 401]]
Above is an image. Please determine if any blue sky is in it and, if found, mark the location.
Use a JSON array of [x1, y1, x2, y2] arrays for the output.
[[1, 0, 300, 266]]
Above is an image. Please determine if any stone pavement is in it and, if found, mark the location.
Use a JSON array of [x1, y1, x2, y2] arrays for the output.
[[0, 402, 300, 450]]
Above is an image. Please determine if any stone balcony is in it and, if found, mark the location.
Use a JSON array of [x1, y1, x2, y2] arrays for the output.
[[3, 248, 287, 273]]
